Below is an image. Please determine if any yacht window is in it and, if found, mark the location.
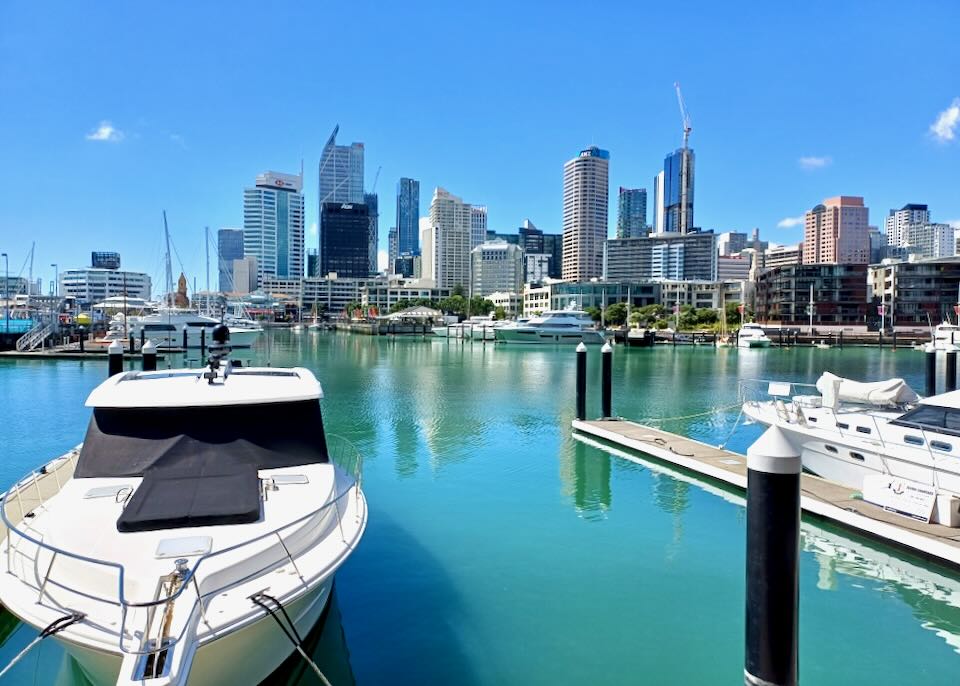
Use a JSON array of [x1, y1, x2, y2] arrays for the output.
[[856, 426, 871, 434], [904, 435, 925, 446], [807, 416, 818, 423], [931, 440, 953, 452], [837, 422, 849, 430], [849, 451, 865, 461], [891, 405, 960, 437], [825, 445, 838, 453]]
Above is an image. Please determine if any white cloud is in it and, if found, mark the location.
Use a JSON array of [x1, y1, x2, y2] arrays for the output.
[[377, 250, 388, 272], [798, 156, 831, 170], [308, 222, 318, 236], [85, 120, 124, 142], [777, 216, 805, 228], [930, 98, 960, 143], [948, 219, 960, 230]]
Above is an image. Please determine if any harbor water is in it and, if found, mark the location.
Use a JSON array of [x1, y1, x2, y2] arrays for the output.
[[1, 333, 959, 684]]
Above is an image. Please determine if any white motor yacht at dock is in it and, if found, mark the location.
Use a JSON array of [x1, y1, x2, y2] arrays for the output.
[[737, 323, 772, 348], [742, 372, 960, 525], [0, 327, 366, 685], [494, 309, 604, 345], [132, 310, 262, 349]]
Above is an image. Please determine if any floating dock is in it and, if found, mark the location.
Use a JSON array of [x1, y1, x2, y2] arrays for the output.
[[572, 418, 960, 571]]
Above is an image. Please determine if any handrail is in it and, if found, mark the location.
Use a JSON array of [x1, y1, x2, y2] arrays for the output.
[[1, 434, 364, 657]]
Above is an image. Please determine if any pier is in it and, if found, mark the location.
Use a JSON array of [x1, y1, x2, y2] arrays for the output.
[[571, 418, 960, 571]]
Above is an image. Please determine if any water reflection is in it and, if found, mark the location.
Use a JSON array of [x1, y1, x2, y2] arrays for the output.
[[560, 439, 611, 519]]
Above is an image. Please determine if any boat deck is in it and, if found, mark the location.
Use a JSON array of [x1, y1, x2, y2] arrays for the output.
[[572, 419, 960, 570]]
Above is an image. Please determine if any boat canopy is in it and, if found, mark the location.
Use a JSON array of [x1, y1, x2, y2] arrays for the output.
[[816, 372, 919, 408]]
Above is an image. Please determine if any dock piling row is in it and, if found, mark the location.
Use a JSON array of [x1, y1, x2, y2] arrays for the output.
[[947, 350, 958, 393], [926, 348, 937, 396], [601, 342, 613, 419], [141, 340, 157, 372], [107, 340, 123, 377], [575, 343, 587, 421]]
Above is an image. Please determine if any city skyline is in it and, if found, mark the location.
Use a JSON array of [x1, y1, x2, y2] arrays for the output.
[[1, 2, 958, 288]]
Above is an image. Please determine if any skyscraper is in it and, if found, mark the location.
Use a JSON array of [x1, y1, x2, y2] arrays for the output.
[[470, 206, 488, 249], [470, 240, 524, 296], [652, 171, 665, 233], [802, 196, 870, 265], [519, 219, 544, 254], [365, 192, 378, 274], [242, 171, 305, 286], [662, 148, 695, 233], [319, 202, 371, 278], [217, 228, 244, 292], [884, 204, 930, 247], [396, 178, 420, 255], [388, 227, 399, 269], [318, 125, 364, 268], [616, 187, 648, 238], [428, 187, 472, 289], [562, 146, 609, 280]]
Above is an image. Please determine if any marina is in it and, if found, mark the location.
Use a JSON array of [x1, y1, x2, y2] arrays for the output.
[[2, 332, 960, 684]]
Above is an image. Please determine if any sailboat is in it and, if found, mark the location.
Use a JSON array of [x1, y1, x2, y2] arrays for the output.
[[308, 304, 323, 331], [715, 307, 733, 348]]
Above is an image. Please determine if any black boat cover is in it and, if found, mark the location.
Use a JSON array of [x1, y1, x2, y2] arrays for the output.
[[74, 400, 328, 532]]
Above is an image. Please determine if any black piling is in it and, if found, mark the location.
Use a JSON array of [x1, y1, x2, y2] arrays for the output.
[[838, 330, 843, 349], [78, 327, 85, 354], [926, 347, 937, 397], [141, 340, 157, 372], [576, 342, 587, 421], [947, 350, 957, 393], [182, 325, 188, 350], [745, 426, 801, 686], [601, 341, 613, 419], [108, 340, 124, 377], [200, 327, 206, 357], [128, 330, 135, 354]]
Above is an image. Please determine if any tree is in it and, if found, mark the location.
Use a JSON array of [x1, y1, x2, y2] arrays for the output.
[[494, 306, 507, 320], [439, 295, 468, 317], [390, 298, 411, 314], [605, 302, 628, 326], [726, 301, 752, 326], [469, 296, 494, 316], [452, 284, 466, 297], [585, 306, 602, 322]]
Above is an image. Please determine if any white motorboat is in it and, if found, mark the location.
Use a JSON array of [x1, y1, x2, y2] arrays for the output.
[[932, 322, 960, 352], [133, 310, 261, 349], [431, 325, 450, 338], [741, 372, 960, 525], [0, 328, 366, 685], [737, 323, 772, 348], [495, 309, 604, 345]]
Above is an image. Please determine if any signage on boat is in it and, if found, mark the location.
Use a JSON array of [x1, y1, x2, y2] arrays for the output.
[[862, 474, 936, 523]]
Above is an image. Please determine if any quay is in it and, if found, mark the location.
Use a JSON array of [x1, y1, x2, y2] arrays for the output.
[[572, 418, 960, 571], [0, 349, 167, 360]]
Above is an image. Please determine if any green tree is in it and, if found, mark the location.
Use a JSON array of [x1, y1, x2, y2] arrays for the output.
[[469, 296, 495, 316], [585, 306, 602, 323], [439, 295, 468, 316], [390, 298, 411, 314], [452, 284, 466, 297], [494, 306, 507, 320], [725, 301, 753, 326], [605, 302, 628, 326]]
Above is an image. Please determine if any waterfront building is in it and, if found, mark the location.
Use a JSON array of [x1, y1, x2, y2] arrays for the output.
[[717, 254, 751, 281], [869, 257, 960, 326], [603, 231, 717, 282], [218, 228, 244, 291], [717, 232, 748, 257], [428, 187, 472, 290], [755, 264, 869, 326], [523, 280, 661, 314], [320, 202, 371, 278], [361, 277, 452, 312], [764, 244, 802, 271], [470, 206, 488, 250], [90, 252, 121, 270], [60, 268, 151, 306], [659, 279, 744, 311], [802, 196, 870, 265], [884, 204, 929, 247], [261, 275, 382, 317], [904, 222, 955, 260], [662, 148, 695, 234], [651, 171, 665, 233], [616, 187, 648, 238], [243, 171, 305, 285], [396, 178, 420, 256], [232, 256, 257, 295], [487, 291, 523, 316], [562, 146, 609, 280], [365, 193, 379, 275], [470, 239, 524, 297]]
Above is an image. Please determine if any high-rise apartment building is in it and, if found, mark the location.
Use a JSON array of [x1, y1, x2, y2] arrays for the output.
[[396, 178, 420, 255], [616, 187, 648, 238], [717, 232, 748, 257], [319, 202, 371, 278], [543, 233, 563, 279], [470, 239, 524, 296], [884, 204, 929, 247], [419, 217, 434, 281], [802, 196, 870, 265], [562, 146, 609, 280], [428, 187, 473, 289], [604, 232, 717, 282], [651, 171, 665, 233], [662, 148, 695, 233], [365, 192, 378, 274], [242, 171, 305, 286], [905, 223, 955, 259], [318, 126, 364, 269], [217, 228, 244, 292], [388, 227, 399, 269], [470, 206, 488, 249]]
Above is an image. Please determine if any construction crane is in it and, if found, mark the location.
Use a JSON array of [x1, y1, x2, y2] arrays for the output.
[[675, 81, 692, 150], [370, 165, 381, 194]]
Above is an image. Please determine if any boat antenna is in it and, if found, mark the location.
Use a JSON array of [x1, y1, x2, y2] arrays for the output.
[[203, 324, 232, 384]]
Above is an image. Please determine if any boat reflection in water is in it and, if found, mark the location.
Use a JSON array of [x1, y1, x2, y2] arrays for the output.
[[0, 586, 357, 685]]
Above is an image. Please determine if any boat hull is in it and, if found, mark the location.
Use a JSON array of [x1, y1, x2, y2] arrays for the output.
[[495, 328, 605, 344], [143, 328, 261, 349], [738, 339, 771, 348], [62, 577, 333, 686]]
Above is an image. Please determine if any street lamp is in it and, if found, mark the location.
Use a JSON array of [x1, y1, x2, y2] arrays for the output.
[[50, 263, 58, 297], [2, 253, 8, 334]]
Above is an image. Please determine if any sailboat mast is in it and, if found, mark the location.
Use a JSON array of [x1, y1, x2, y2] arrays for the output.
[[205, 226, 210, 294], [163, 211, 173, 307], [809, 282, 814, 331]]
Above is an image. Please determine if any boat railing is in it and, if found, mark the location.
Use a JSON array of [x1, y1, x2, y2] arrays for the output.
[[0, 434, 364, 657], [738, 379, 820, 406]]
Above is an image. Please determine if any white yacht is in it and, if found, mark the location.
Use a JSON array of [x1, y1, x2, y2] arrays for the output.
[[0, 330, 366, 685], [495, 309, 604, 345], [132, 310, 262, 349], [742, 372, 960, 525], [737, 323, 772, 348], [932, 322, 960, 351]]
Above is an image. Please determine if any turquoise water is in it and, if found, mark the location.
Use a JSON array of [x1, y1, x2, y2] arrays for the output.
[[2, 334, 960, 684]]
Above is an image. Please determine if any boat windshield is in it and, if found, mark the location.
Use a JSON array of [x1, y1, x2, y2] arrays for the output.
[[890, 405, 960, 437], [75, 400, 329, 478]]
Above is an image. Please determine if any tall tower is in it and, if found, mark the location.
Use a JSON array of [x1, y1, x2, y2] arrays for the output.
[[470, 206, 488, 249], [663, 149, 695, 233], [884, 204, 929, 248], [802, 196, 870, 265], [562, 146, 609, 280], [617, 187, 648, 238], [396, 178, 420, 255], [242, 171, 305, 286], [365, 192, 378, 274], [318, 125, 364, 267], [429, 187, 472, 289], [652, 171, 665, 234]]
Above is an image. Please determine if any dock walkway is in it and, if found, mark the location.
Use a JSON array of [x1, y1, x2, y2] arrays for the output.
[[573, 418, 960, 570]]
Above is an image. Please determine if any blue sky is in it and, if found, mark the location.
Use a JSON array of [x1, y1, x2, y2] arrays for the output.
[[1, 1, 958, 291]]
